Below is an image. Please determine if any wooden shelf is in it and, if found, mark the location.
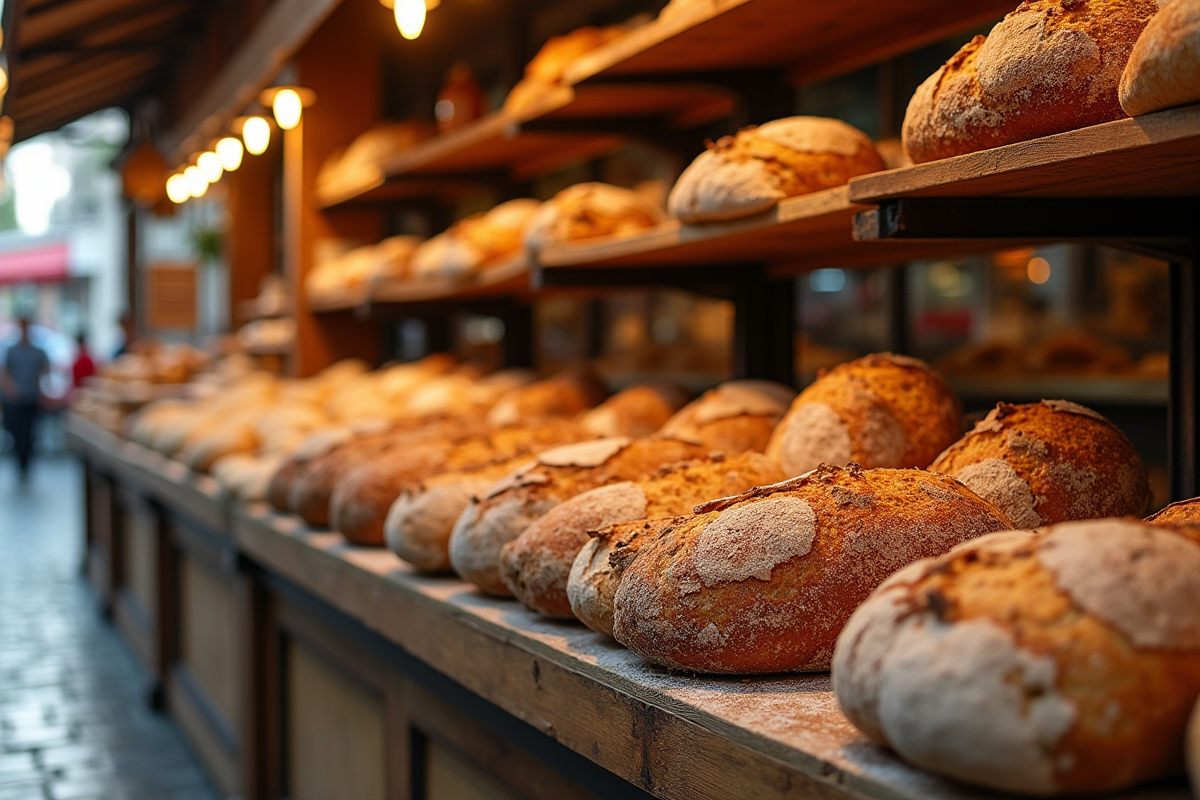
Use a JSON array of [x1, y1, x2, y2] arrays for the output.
[[310, 255, 533, 313], [849, 105, 1200, 203], [950, 375, 1169, 407]]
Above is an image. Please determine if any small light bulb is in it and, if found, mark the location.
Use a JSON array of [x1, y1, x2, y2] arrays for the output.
[[166, 174, 190, 204], [198, 151, 223, 183], [216, 137, 244, 171], [242, 116, 271, 155], [273, 88, 303, 130], [184, 166, 208, 198], [395, 0, 426, 39]]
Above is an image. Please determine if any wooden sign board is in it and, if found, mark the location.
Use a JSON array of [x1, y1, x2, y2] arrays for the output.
[[146, 263, 198, 331]]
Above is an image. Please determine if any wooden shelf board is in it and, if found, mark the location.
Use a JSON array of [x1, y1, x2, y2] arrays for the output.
[[950, 375, 1169, 407], [367, 255, 531, 307], [307, 285, 369, 313], [849, 105, 1200, 203], [566, 0, 1013, 87]]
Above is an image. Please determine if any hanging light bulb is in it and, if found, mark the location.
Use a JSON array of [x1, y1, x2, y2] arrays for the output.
[[184, 166, 208, 198], [197, 151, 223, 183], [272, 88, 303, 130], [166, 174, 190, 204], [216, 137, 244, 171], [394, 0, 426, 39], [242, 116, 271, 155]]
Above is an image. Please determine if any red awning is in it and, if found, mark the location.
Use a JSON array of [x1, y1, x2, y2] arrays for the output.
[[0, 243, 70, 285]]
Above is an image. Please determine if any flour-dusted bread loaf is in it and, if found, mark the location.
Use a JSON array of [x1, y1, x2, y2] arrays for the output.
[[580, 383, 689, 438], [501, 452, 786, 618], [668, 116, 885, 223], [929, 400, 1151, 528], [833, 519, 1200, 795], [1147, 496, 1200, 527], [449, 437, 710, 595], [523, 183, 666, 251], [485, 371, 609, 428], [568, 517, 678, 637], [1120, 0, 1200, 116], [612, 464, 1014, 674], [903, 0, 1157, 164], [767, 353, 960, 477], [658, 379, 795, 454]]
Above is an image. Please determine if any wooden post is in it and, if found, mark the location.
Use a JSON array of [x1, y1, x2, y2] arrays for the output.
[[225, 144, 279, 327]]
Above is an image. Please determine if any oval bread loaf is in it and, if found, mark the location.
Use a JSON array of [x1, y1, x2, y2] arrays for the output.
[[523, 183, 666, 251], [1119, 0, 1200, 116], [902, 0, 1157, 164], [485, 371, 608, 428], [286, 431, 405, 527], [668, 117, 885, 223], [500, 452, 786, 618], [448, 437, 711, 595], [767, 353, 961, 477], [612, 464, 1014, 674], [1147, 496, 1200, 527], [929, 399, 1151, 528], [658, 379, 794, 454], [580, 383, 690, 438], [832, 519, 1200, 795]]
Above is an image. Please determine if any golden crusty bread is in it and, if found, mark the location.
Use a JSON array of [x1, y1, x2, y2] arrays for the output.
[[613, 464, 1014, 674], [504, 26, 625, 114], [523, 183, 666, 251], [485, 371, 609, 428], [501, 452, 786, 618], [669, 117, 885, 223], [658, 379, 794, 454], [580, 383, 690, 438], [1147, 496, 1200, 527], [833, 519, 1200, 794], [929, 400, 1151, 528], [903, 0, 1157, 164], [449, 437, 712, 595], [767, 353, 961, 477], [1120, 0, 1200, 116]]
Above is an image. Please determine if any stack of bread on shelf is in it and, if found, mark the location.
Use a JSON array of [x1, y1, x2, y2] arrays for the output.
[[316, 119, 434, 202], [306, 235, 424, 303], [504, 25, 626, 115]]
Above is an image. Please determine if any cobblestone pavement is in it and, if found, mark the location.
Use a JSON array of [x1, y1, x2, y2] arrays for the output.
[[0, 455, 221, 800]]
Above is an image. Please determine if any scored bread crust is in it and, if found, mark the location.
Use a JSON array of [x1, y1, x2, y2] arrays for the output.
[[658, 379, 794, 454], [668, 116, 885, 223], [1146, 496, 1200, 527], [501, 452, 787, 618], [448, 437, 711, 596], [832, 520, 1200, 795], [1119, 0, 1200, 116], [612, 464, 1014, 674], [902, 0, 1157, 164], [929, 399, 1151, 528], [767, 353, 961, 477]]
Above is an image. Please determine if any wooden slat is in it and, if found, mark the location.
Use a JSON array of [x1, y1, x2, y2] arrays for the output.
[[15, 48, 163, 97], [849, 105, 1200, 202], [18, 0, 164, 48], [13, 73, 151, 139]]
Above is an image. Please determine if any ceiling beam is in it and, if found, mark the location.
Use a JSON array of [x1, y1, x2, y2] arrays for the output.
[[19, 0, 167, 49], [15, 76, 146, 140], [11, 52, 162, 118], [14, 48, 164, 100]]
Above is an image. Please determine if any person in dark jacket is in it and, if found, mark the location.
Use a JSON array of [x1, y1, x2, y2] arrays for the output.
[[2, 319, 50, 483]]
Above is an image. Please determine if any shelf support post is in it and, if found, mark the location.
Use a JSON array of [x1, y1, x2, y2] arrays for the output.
[[1169, 256, 1199, 502]]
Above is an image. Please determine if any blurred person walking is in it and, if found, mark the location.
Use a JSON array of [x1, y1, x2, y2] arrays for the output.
[[71, 333, 95, 397], [2, 318, 50, 483]]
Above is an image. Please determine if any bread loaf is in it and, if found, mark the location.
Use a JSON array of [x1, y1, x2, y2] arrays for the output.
[[668, 117, 884, 223], [485, 371, 608, 428], [1120, 0, 1200, 116], [568, 517, 678, 637], [449, 437, 710, 595], [833, 519, 1200, 794], [612, 464, 1014, 673], [1147, 496, 1200, 527], [504, 26, 624, 114], [658, 379, 794, 454], [767, 353, 960, 477], [580, 383, 689, 438], [903, 0, 1157, 164], [929, 399, 1151, 528], [524, 183, 666, 251], [267, 426, 362, 512], [501, 452, 786, 617]]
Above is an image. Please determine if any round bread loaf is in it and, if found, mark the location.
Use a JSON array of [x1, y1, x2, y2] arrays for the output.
[[485, 371, 609, 428], [1120, 0, 1200, 116], [832, 519, 1200, 794], [668, 116, 885, 223], [929, 399, 1151, 528], [612, 464, 1014, 674], [286, 432, 403, 527], [580, 383, 690, 438], [501, 452, 786, 618], [523, 183, 666, 251], [902, 0, 1157, 164], [767, 353, 961, 477], [504, 26, 625, 113], [448, 436, 710, 595], [1147, 496, 1200, 527], [568, 517, 678, 637], [658, 379, 795, 454]]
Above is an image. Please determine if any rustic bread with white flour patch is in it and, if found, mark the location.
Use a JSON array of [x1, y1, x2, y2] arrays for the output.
[[929, 400, 1151, 527], [658, 379, 794, 454], [833, 519, 1200, 794], [1120, 0, 1200, 116], [612, 464, 1013, 674]]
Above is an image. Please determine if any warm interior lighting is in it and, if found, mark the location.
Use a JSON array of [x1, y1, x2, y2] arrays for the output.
[[394, 0, 426, 39], [242, 116, 271, 155], [197, 151, 223, 183], [1027, 256, 1052, 285], [272, 88, 303, 130], [216, 137, 244, 171], [184, 166, 207, 198], [0, 67, 8, 96], [166, 174, 190, 204]]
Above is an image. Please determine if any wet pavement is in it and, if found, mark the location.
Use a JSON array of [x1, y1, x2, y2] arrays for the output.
[[0, 454, 221, 800]]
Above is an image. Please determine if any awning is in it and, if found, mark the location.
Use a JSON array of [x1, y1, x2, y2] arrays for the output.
[[0, 242, 69, 284]]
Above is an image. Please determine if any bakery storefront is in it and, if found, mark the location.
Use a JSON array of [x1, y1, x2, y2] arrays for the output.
[[15, 0, 1198, 796]]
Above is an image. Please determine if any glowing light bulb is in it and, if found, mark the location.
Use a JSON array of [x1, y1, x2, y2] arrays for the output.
[[198, 151, 223, 183], [216, 137, 244, 171], [242, 116, 271, 155], [184, 166, 207, 198], [272, 88, 302, 130], [0, 68, 8, 96], [166, 174, 190, 204], [1027, 257, 1051, 285], [394, 0, 426, 39]]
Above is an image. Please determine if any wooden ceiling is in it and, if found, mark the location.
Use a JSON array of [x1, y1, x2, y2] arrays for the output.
[[4, 0, 206, 141]]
